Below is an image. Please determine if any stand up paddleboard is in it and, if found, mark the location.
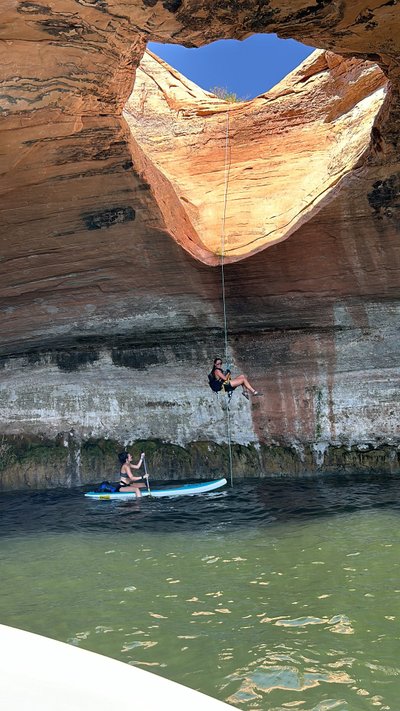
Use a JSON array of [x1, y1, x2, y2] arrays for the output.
[[85, 477, 227, 500]]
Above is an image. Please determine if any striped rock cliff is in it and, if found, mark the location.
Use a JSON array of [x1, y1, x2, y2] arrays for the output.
[[0, 1, 399, 488]]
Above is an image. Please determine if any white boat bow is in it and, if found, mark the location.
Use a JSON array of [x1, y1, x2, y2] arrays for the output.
[[1, 624, 235, 710]]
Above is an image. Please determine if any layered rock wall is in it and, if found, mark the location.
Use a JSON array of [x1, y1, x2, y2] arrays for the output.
[[1, 2, 400, 488]]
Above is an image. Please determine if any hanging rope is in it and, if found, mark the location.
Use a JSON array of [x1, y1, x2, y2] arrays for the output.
[[221, 108, 230, 369], [220, 108, 234, 488]]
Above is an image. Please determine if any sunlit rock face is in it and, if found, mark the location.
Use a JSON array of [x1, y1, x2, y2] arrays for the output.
[[0, 1, 400, 488], [126, 49, 386, 262]]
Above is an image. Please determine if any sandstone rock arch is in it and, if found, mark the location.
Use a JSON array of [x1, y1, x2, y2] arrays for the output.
[[0, 2, 399, 486], [1, 1, 398, 353], [125, 48, 386, 264]]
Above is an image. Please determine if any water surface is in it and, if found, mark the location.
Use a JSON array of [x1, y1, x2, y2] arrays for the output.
[[1, 474, 399, 711]]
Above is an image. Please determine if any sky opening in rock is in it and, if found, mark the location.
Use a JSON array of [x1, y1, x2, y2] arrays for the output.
[[148, 34, 314, 100]]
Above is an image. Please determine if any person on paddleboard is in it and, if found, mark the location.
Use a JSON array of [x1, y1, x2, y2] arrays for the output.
[[118, 452, 148, 497], [209, 357, 262, 399]]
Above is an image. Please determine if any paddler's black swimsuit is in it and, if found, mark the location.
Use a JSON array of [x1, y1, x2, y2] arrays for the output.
[[119, 469, 144, 490], [119, 480, 131, 488], [119, 469, 133, 489]]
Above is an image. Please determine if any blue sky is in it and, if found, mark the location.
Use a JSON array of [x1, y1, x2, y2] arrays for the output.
[[148, 34, 314, 100]]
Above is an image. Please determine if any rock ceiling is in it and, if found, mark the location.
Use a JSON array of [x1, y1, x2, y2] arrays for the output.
[[0, 1, 399, 354]]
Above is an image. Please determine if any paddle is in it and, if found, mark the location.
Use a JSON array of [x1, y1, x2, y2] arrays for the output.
[[142, 454, 152, 496]]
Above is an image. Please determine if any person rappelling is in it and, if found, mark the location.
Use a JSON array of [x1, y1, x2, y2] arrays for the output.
[[208, 357, 262, 399], [208, 111, 261, 404]]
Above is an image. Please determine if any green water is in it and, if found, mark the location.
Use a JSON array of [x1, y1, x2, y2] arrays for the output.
[[1, 480, 400, 710]]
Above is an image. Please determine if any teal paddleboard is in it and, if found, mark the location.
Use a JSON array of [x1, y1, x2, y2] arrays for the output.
[[85, 477, 227, 500]]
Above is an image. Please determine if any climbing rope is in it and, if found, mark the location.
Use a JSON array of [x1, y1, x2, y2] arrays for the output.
[[221, 108, 230, 369], [220, 108, 234, 488]]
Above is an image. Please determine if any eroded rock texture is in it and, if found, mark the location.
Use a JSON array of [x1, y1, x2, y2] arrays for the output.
[[0, 1, 399, 488], [126, 49, 386, 261]]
